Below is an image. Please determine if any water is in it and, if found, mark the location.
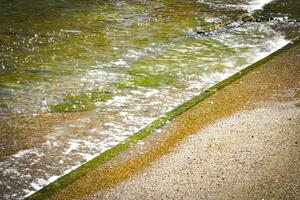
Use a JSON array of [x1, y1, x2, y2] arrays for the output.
[[0, 0, 297, 199]]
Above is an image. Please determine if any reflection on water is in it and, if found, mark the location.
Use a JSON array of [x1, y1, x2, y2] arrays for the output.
[[0, 0, 297, 199]]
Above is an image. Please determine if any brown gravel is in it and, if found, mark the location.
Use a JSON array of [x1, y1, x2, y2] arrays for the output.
[[89, 101, 300, 199]]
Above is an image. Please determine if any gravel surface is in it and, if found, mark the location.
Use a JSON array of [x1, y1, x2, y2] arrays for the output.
[[89, 101, 300, 200]]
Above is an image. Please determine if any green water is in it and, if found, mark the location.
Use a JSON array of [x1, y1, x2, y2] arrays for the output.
[[0, 0, 243, 113]]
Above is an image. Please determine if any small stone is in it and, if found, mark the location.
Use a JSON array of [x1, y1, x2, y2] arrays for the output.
[[197, 31, 206, 35]]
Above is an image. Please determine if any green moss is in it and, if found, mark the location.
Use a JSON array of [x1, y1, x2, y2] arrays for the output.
[[50, 90, 113, 113], [132, 38, 150, 46], [295, 90, 300, 98], [114, 67, 178, 89], [132, 73, 177, 87], [126, 66, 178, 88], [89, 90, 113, 102], [112, 80, 135, 90], [127, 67, 148, 76], [114, 73, 178, 89]]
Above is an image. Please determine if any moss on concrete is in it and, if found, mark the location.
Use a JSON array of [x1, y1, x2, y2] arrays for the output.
[[114, 70, 178, 89], [131, 73, 178, 87], [50, 90, 113, 112]]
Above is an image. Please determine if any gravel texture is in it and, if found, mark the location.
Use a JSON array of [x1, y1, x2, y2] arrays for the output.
[[89, 101, 300, 199]]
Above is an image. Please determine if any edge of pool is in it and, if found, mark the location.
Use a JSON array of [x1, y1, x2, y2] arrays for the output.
[[25, 36, 300, 200]]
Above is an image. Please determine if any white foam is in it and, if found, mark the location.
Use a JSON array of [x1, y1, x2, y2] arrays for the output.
[[246, 0, 273, 12], [105, 96, 132, 106], [197, 0, 274, 12], [30, 182, 42, 191], [62, 29, 82, 34], [113, 59, 127, 66], [77, 153, 96, 161], [64, 140, 81, 155], [13, 149, 34, 158]]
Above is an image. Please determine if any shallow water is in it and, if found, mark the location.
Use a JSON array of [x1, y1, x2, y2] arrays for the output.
[[0, 0, 297, 199]]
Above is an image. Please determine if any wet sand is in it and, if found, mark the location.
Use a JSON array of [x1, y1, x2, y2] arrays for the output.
[[37, 40, 300, 199]]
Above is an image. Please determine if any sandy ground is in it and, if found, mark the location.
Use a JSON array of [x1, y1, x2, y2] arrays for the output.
[[89, 100, 299, 199]]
